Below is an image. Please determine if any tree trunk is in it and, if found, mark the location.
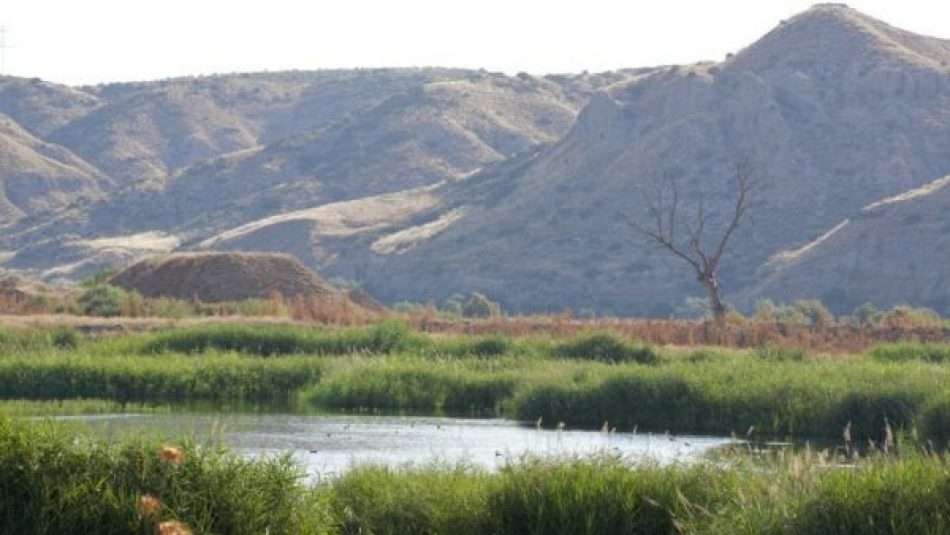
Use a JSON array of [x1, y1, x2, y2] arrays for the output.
[[703, 275, 727, 327]]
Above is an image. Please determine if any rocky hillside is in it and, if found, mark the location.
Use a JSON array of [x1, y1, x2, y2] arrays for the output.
[[332, 4, 950, 314], [0, 68, 634, 276], [744, 176, 950, 315], [1, 4, 949, 315]]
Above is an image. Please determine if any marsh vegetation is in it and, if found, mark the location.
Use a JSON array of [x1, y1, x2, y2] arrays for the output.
[[2, 321, 950, 534]]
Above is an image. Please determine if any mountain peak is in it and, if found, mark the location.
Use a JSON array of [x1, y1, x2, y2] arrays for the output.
[[726, 4, 950, 73]]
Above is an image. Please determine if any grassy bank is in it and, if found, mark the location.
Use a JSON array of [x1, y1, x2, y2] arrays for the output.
[[509, 358, 950, 441], [0, 419, 324, 535], [3, 418, 950, 535], [2, 324, 950, 442], [0, 353, 323, 406], [303, 354, 950, 443]]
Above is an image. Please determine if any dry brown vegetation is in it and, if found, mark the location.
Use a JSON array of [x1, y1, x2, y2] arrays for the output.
[[403, 310, 950, 353]]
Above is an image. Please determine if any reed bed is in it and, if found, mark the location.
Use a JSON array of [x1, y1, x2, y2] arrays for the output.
[[0, 353, 323, 406], [4, 416, 950, 535], [870, 342, 950, 363], [2, 324, 950, 443], [0, 419, 324, 535], [0, 399, 144, 417], [509, 359, 950, 441]]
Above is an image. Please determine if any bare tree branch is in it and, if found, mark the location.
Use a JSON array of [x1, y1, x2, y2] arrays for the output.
[[711, 165, 752, 268], [631, 163, 754, 325]]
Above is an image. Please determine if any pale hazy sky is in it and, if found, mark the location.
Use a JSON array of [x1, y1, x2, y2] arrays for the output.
[[2, 1, 948, 86]]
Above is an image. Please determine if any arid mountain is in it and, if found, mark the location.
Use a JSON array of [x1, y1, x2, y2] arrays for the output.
[[0, 76, 102, 137], [744, 176, 950, 315], [0, 113, 111, 225], [326, 4, 950, 314], [0, 68, 632, 278], [44, 69, 482, 185], [1, 4, 949, 315]]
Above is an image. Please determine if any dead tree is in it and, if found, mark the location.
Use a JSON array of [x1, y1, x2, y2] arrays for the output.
[[632, 166, 752, 325]]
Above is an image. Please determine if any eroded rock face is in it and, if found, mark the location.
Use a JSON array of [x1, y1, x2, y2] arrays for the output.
[[2, 5, 950, 315], [340, 4, 950, 314], [0, 113, 111, 225], [742, 176, 950, 315], [0, 68, 619, 261]]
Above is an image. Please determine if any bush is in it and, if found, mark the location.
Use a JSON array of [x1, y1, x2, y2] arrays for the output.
[[553, 333, 660, 364], [366, 320, 416, 353], [77, 284, 127, 317], [462, 293, 501, 318], [48, 327, 81, 349]]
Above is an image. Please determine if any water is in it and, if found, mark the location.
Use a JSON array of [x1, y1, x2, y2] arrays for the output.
[[75, 412, 736, 481]]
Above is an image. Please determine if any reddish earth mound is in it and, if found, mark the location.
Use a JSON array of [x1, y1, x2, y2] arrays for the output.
[[109, 252, 343, 303]]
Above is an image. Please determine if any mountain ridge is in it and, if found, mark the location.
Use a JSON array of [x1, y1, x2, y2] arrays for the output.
[[1, 5, 949, 315]]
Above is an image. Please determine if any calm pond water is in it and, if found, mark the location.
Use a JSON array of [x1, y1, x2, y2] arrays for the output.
[[71, 412, 737, 481]]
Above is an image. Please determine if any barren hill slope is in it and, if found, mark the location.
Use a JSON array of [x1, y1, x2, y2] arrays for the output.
[[0, 76, 102, 137], [0, 113, 111, 225], [743, 176, 950, 314], [337, 4, 950, 314], [0, 70, 626, 261], [2, 5, 949, 315]]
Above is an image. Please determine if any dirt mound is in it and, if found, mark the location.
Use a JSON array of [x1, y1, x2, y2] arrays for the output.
[[345, 288, 389, 313], [109, 252, 343, 303]]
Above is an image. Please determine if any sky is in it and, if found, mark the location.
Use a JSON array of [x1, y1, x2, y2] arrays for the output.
[[2, 0, 949, 86]]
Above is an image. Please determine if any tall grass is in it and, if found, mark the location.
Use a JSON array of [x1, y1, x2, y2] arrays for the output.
[[300, 358, 519, 414], [0, 353, 323, 406], [3, 418, 950, 535], [0, 326, 80, 353], [870, 342, 950, 363], [326, 452, 950, 535], [552, 332, 661, 364], [0, 418, 323, 535], [6, 324, 950, 443], [511, 359, 950, 440], [0, 399, 157, 417], [140, 320, 423, 356]]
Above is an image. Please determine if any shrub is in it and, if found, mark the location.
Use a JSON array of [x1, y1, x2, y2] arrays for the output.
[[77, 284, 127, 317], [462, 293, 501, 318], [553, 333, 660, 364], [366, 319, 416, 353], [48, 327, 81, 349]]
